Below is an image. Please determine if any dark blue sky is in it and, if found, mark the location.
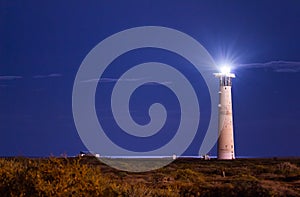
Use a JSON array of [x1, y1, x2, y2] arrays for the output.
[[1, 0, 300, 157]]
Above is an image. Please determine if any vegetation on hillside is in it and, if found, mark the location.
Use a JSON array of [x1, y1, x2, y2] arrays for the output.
[[0, 157, 300, 196]]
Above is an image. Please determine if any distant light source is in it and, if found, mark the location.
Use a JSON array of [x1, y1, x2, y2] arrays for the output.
[[220, 66, 231, 74]]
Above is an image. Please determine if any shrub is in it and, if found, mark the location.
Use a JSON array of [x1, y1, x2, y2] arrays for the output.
[[275, 162, 299, 176]]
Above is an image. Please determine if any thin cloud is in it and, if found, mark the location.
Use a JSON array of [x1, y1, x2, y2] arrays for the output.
[[33, 73, 63, 78], [48, 73, 62, 77], [81, 78, 117, 83], [80, 78, 99, 83], [144, 81, 172, 86], [238, 61, 300, 73], [0, 76, 23, 80], [81, 77, 144, 83], [81, 77, 172, 85]]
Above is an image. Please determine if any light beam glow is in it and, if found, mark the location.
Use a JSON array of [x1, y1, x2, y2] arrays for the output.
[[220, 66, 231, 74]]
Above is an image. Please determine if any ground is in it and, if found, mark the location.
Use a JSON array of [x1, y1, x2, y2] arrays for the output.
[[0, 157, 300, 196]]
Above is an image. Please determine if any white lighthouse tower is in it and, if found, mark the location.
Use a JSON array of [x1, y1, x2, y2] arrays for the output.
[[214, 67, 235, 160]]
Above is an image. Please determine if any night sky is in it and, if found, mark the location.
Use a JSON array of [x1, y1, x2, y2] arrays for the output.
[[1, 1, 300, 157]]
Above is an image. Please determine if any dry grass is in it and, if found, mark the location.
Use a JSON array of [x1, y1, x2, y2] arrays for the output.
[[0, 157, 300, 196]]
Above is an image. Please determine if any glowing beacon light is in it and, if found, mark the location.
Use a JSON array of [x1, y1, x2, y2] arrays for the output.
[[220, 66, 231, 75], [214, 65, 236, 160]]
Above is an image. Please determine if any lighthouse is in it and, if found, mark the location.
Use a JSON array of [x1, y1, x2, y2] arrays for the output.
[[214, 67, 235, 160]]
